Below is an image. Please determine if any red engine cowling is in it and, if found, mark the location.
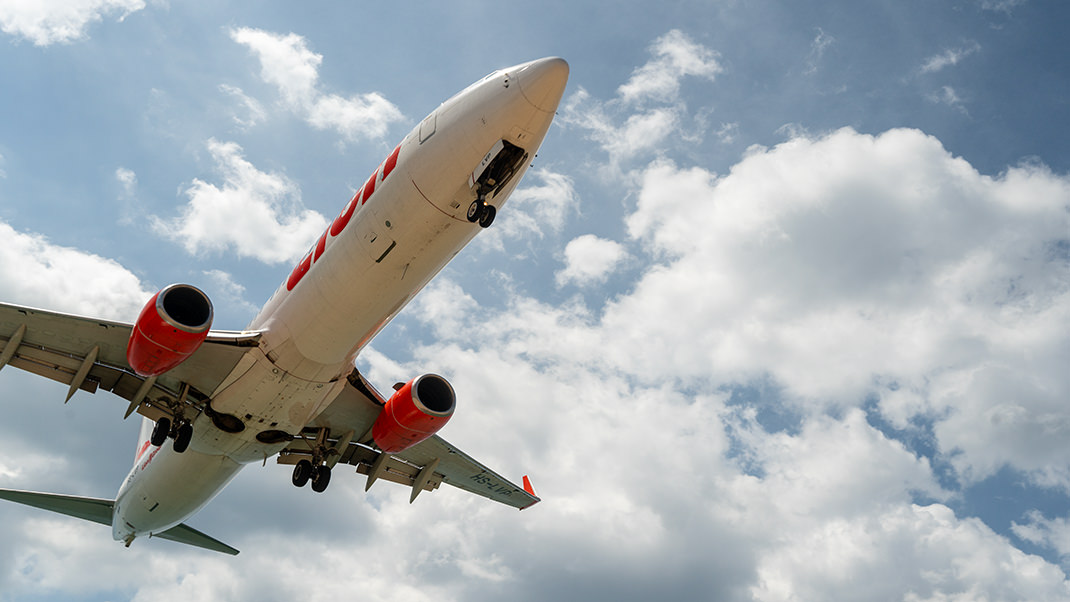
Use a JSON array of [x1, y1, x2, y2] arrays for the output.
[[372, 374, 456, 453], [126, 284, 213, 377]]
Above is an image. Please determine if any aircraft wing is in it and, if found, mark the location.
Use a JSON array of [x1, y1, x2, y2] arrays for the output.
[[280, 370, 540, 510], [0, 301, 260, 419]]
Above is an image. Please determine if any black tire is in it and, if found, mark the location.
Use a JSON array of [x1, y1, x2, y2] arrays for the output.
[[311, 464, 332, 493], [173, 422, 193, 453], [292, 460, 313, 487], [466, 200, 483, 223], [478, 204, 496, 228], [150, 417, 170, 447]]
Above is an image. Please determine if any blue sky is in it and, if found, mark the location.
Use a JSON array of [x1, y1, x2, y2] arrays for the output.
[[1, 1, 1069, 600]]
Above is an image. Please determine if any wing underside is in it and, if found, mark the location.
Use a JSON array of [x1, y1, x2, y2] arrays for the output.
[[0, 301, 260, 422], [280, 370, 540, 510]]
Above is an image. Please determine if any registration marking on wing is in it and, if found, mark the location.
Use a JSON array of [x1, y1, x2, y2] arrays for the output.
[[469, 471, 516, 497]]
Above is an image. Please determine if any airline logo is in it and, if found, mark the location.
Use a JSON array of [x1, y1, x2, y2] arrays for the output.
[[286, 144, 402, 291]]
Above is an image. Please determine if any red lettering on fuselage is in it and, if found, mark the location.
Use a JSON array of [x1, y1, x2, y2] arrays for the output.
[[330, 189, 363, 237], [383, 144, 401, 179], [285, 146, 402, 291], [313, 230, 328, 261]]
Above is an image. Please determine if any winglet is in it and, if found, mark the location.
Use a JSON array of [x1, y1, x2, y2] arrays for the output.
[[522, 475, 536, 497]]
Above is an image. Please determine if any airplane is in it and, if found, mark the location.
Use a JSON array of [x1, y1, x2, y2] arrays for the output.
[[0, 57, 569, 555]]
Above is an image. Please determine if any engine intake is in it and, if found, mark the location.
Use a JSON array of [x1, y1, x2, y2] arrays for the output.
[[372, 374, 456, 453], [126, 284, 213, 377]]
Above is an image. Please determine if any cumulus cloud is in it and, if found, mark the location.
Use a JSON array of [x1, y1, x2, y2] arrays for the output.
[[555, 235, 628, 288], [611, 129, 1068, 489], [480, 169, 579, 249], [751, 504, 1069, 601], [152, 139, 328, 264], [1013, 511, 1070, 562], [229, 27, 404, 141], [562, 30, 720, 170], [0, 220, 151, 319], [617, 29, 722, 105], [0, 0, 144, 46]]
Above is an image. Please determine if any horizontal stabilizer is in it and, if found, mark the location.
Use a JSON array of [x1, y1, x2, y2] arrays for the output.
[[155, 523, 239, 555], [0, 488, 239, 555], [0, 488, 114, 525]]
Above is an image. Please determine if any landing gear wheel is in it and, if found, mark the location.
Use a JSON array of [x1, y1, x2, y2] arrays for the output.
[[478, 204, 496, 228], [150, 417, 170, 447], [311, 464, 332, 493], [292, 459, 313, 488], [467, 199, 485, 223], [173, 422, 193, 453]]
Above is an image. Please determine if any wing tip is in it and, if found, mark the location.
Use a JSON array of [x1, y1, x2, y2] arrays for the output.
[[520, 475, 540, 510]]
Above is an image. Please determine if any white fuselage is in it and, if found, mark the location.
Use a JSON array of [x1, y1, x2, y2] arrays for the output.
[[111, 58, 568, 545]]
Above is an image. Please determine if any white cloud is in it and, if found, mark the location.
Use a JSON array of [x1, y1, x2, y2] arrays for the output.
[[979, 0, 1028, 13], [0, 220, 151, 320], [1013, 511, 1070, 563], [202, 269, 259, 320], [152, 139, 328, 264], [219, 84, 267, 129], [610, 128, 1070, 488], [555, 235, 628, 288], [929, 86, 968, 114], [921, 43, 982, 73], [751, 503, 1069, 601], [0, 0, 144, 46], [805, 28, 835, 75], [618, 29, 722, 105], [115, 166, 137, 196], [562, 30, 720, 170], [229, 27, 404, 141], [492, 169, 578, 241]]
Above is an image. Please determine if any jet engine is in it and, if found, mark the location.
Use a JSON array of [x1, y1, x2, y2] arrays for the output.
[[126, 284, 213, 377], [372, 374, 456, 453]]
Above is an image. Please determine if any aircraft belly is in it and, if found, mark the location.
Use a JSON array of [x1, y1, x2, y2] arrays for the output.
[[192, 349, 343, 463], [114, 448, 242, 537]]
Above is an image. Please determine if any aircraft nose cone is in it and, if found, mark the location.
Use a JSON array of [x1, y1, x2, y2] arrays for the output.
[[516, 57, 569, 113]]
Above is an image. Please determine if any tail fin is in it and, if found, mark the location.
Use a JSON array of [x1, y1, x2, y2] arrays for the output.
[[0, 488, 239, 555]]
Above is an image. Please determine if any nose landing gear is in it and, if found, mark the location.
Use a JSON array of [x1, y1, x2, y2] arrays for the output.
[[467, 194, 496, 228]]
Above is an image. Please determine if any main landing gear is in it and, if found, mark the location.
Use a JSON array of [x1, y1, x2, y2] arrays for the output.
[[466, 195, 496, 228], [291, 459, 332, 493], [290, 426, 336, 493], [150, 416, 194, 453]]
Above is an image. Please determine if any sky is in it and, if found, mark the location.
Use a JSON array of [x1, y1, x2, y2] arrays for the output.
[[0, 0, 1069, 600]]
